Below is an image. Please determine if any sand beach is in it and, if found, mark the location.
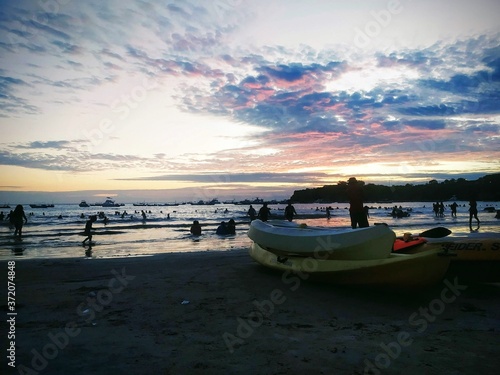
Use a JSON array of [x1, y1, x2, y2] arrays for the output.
[[3, 247, 500, 375]]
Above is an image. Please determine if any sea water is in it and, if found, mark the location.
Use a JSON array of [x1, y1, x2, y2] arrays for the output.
[[0, 201, 498, 260]]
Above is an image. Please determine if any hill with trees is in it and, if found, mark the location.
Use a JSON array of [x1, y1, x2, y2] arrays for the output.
[[289, 174, 500, 203]]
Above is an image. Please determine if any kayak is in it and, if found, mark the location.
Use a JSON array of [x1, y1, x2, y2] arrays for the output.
[[249, 242, 452, 289], [394, 236, 500, 261], [393, 237, 427, 252], [247, 220, 395, 260], [394, 236, 500, 282]]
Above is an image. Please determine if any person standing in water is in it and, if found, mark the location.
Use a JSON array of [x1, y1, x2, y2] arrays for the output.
[[82, 215, 97, 245], [468, 199, 480, 228], [190, 220, 202, 236], [12, 204, 28, 238], [347, 177, 369, 229], [450, 202, 458, 217], [227, 219, 236, 235], [247, 205, 257, 221], [258, 203, 271, 222], [284, 202, 297, 222]]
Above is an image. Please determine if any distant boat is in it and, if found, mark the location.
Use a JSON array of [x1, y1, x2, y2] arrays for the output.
[[192, 198, 220, 205], [79, 200, 89, 207], [102, 198, 122, 207], [29, 204, 54, 208], [0, 204, 10, 209]]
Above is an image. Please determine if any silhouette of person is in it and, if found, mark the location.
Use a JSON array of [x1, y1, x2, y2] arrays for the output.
[[7, 210, 14, 226], [347, 177, 369, 229], [227, 219, 236, 235], [439, 202, 445, 217], [82, 215, 97, 245], [433, 202, 439, 217], [190, 220, 202, 236], [284, 202, 298, 222], [12, 205, 28, 238], [216, 221, 228, 235], [468, 199, 480, 228], [258, 203, 271, 222], [450, 202, 458, 218], [247, 205, 257, 221]]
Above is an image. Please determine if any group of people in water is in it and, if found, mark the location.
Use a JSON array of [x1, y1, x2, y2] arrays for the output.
[[189, 218, 237, 236], [246, 201, 299, 222], [188, 201, 300, 237], [431, 200, 480, 227], [1, 185, 493, 245]]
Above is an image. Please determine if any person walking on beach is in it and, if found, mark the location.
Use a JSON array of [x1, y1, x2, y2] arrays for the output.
[[258, 203, 271, 222], [347, 177, 369, 229], [11, 204, 28, 238], [468, 199, 480, 228], [82, 215, 97, 245]]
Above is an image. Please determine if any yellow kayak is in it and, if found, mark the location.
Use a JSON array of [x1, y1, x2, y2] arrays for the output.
[[388, 237, 500, 282], [249, 242, 452, 289]]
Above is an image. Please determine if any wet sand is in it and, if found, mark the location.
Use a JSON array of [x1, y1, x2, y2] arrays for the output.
[[3, 249, 500, 374]]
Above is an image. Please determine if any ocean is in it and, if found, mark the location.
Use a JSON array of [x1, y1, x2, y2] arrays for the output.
[[1, 201, 499, 260]]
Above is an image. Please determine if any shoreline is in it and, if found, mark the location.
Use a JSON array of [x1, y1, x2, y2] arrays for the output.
[[2, 249, 500, 374]]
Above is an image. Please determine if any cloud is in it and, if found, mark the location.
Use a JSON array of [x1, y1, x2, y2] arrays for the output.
[[0, 1, 498, 191], [116, 172, 330, 184], [172, 35, 499, 165], [0, 74, 40, 115], [16, 141, 73, 149]]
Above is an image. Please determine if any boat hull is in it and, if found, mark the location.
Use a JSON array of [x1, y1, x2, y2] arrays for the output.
[[249, 242, 451, 289], [247, 220, 395, 260], [29, 204, 54, 208], [395, 237, 500, 282], [397, 238, 500, 261]]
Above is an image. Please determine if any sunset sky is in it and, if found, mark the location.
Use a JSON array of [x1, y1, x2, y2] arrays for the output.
[[1, 0, 499, 203]]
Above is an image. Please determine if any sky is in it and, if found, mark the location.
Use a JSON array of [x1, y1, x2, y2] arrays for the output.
[[0, 0, 499, 203]]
